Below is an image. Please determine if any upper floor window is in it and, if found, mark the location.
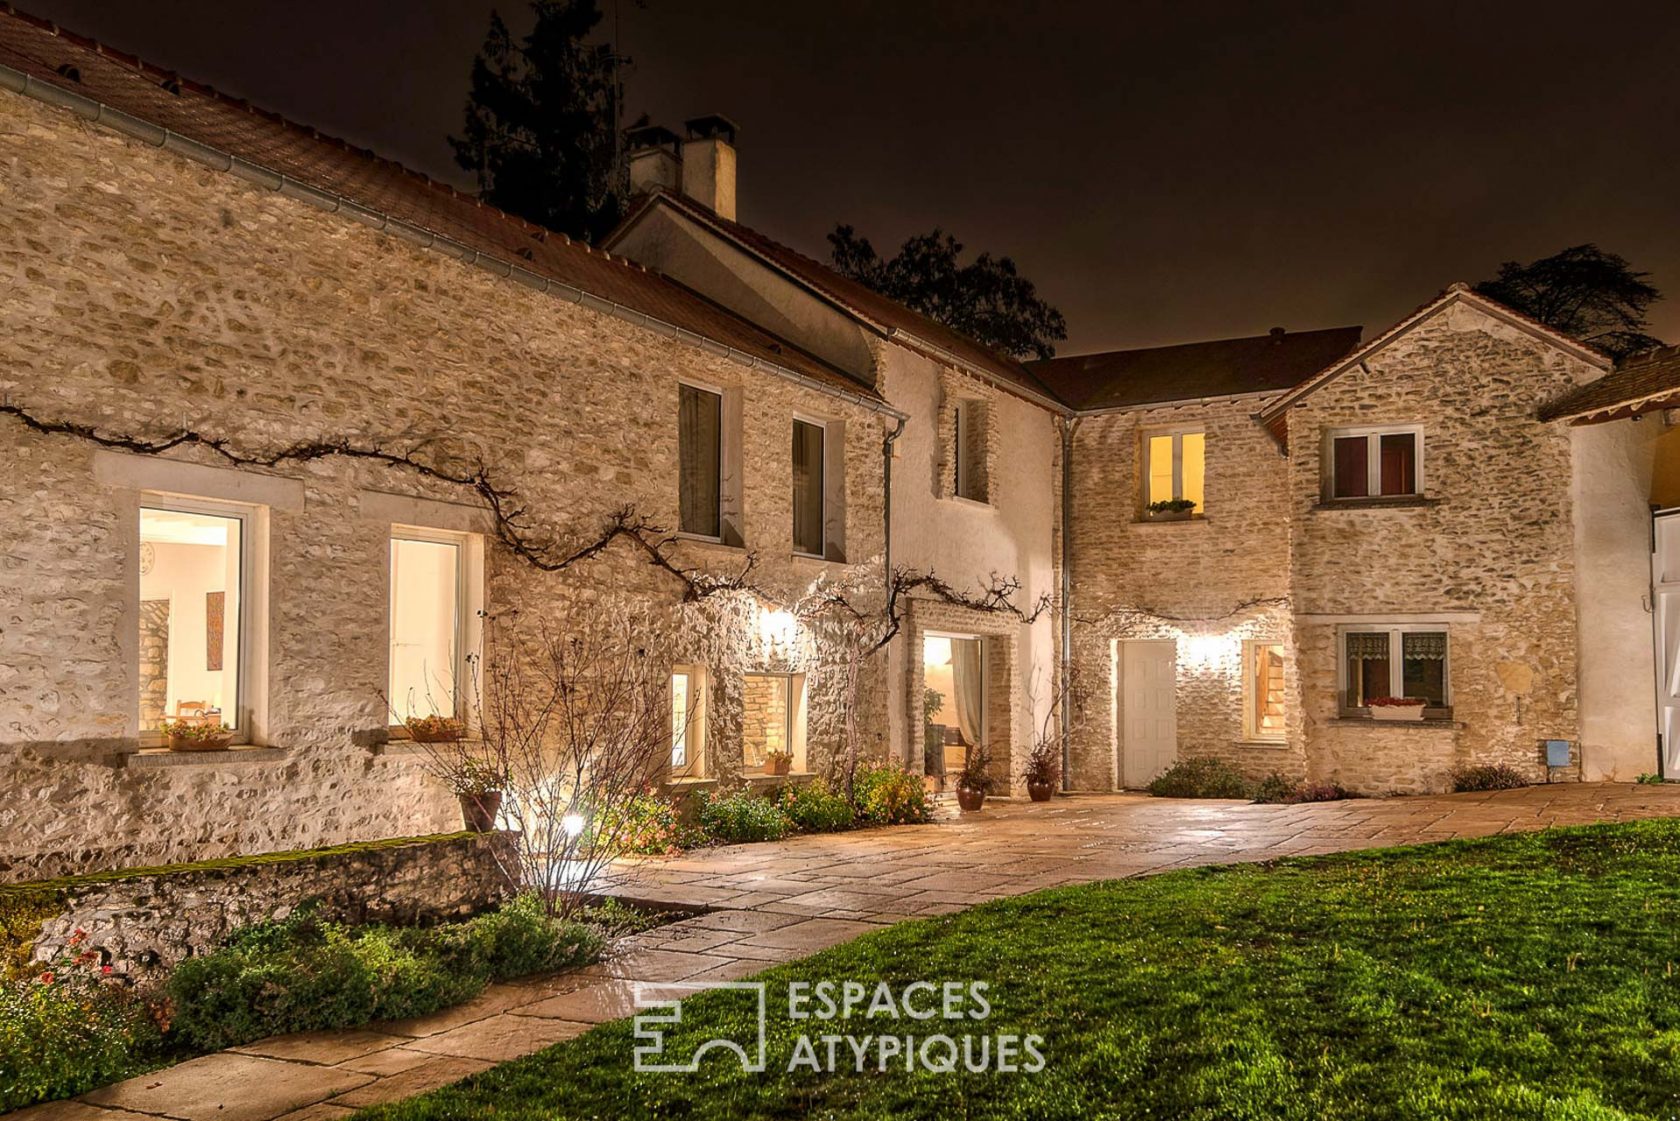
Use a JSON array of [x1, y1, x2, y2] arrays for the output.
[[679, 384, 723, 539], [139, 500, 251, 742], [388, 528, 468, 723], [1328, 427, 1421, 500], [1143, 431, 1204, 516], [954, 399, 991, 503], [1340, 626, 1449, 715]]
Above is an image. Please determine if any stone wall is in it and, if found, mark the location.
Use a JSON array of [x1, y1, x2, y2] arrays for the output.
[[1066, 397, 1302, 789], [25, 832, 515, 977], [0, 87, 888, 878], [1285, 303, 1604, 793]]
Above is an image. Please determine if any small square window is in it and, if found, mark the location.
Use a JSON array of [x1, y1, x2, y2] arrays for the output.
[[1340, 626, 1449, 714], [1329, 429, 1421, 500]]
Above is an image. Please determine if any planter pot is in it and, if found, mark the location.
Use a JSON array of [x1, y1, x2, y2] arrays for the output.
[[459, 791, 503, 831], [1027, 778, 1056, 802], [1370, 706, 1426, 722], [956, 784, 986, 812], [764, 756, 792, 777], [168, 733, 233, 752], [1146, 509, 1194, 522]]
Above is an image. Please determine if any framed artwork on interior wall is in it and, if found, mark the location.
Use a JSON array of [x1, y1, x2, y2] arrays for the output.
[[206, 591, 225, 672]]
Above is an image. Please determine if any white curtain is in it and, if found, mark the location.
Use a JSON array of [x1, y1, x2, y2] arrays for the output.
[[951, 637, 984, 748]]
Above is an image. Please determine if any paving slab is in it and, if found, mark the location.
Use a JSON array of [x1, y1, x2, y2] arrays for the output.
[[405, 1013, 593, 1062], [234, 1029, 412, 1066], [80, 1053, 372, 1121], [326, 1058, 493, 1109]]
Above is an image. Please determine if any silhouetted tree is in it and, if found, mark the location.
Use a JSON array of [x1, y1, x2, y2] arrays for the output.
[[451, 0, 624, 242], [1475, 244, 1664, 360], [828, 224, 1068, 361]]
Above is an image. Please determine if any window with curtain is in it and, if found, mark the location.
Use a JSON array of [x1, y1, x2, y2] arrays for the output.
[[1329, 429, 1420, 500], [1341, 627, 1448, 712], [1143, 431, 1205, 513], [792, 419, 825, 556], [679, 384, 722, 538]]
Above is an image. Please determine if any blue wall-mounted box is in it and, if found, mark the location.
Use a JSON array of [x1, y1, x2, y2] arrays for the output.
[[1545, 740, 1572, 768]]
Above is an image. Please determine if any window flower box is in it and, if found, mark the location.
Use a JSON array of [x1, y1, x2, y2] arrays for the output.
[[1144, 499, 1198, 522], [1368, 697, 1428, 722]]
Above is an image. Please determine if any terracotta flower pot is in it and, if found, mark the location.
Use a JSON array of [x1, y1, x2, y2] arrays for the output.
[[765, 755, 792, 777], [459, 791, 503, 832], [1027, 778, 1055, 802], [409, 722, 466, 743], [956, 784, 986, 812]]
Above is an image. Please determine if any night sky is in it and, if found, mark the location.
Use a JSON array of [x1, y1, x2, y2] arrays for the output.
[[19, 0, 1680, 354]]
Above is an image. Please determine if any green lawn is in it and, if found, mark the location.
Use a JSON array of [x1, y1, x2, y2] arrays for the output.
[[360, 820, 1680, 1120]]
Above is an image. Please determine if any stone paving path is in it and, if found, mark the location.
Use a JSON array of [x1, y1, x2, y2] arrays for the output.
[[16, 783, 1680, 1121]]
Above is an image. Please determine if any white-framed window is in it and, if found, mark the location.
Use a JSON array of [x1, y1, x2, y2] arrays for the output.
[[388, 527, 469, 723], [1326, 426, 1422, 500], [671, 665, 706, 777], [953, 399, 990, 502], [1142, 430, 1205, 515], [1339, 625, 1449, 714], [741, 672, 807, 774], [138, 497, 255, 742], [1242, 640, 1286, 742]]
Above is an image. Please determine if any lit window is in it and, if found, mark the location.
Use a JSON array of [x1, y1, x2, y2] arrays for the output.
[[1329, 428, 1421, 500], [139, 502, 249, 738], [954, 399, 990, 502], [1243, 641, 1286, 742], [1143, 431, 1205, 514], [792, 419, 825, 556], [389, 530, 465, 722], [678, 383, 723, 538], [742, 673, 805, 773], [1341, 627, 1448, 713], [671, 666, 706, 776]]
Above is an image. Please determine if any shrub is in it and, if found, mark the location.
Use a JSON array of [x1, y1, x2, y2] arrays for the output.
[[1251, 773, 1354, 804], [697, 792, 794, 844], [0, 931, 165, 1112], [166, 897, 599, 1052], [852, 762, 933, 826], [1638, 772, 1667, 785], [778, 781, 855, 833], [1146, 758, 1252, 799], [595, 789, 688, 855], [1452, 763, 1530, 792]]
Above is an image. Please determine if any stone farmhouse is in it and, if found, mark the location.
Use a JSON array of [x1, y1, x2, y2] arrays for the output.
[[3, 7, 1678, 880]]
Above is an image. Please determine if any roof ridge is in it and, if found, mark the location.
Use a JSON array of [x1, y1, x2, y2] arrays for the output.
[[1033, 324, 1364, 367]]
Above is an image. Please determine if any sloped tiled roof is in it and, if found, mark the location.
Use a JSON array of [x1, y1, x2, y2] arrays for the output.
[[1027, 326, 1363, 412], [0, 4, 880, 403], [609, 189, 1062, 406], [1540, 344, 1680, 423]]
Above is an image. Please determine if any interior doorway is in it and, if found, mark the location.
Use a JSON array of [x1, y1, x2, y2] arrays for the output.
[[922, 632, 986, 791]]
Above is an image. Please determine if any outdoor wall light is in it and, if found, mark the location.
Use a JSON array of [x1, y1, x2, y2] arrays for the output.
[[1181, 632, 1236, 669], [562, 813, 586, 837]]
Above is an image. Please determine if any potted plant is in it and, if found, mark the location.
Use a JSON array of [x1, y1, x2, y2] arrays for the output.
[[405, 714, 467, 743], [1145, 498, 1198, 522], [956, 745, 994, 812], [1368, 696, 1429, 722], [455, 759, 505, 831], [764, 748, 793, 777], [1024, 739, 1059, 802], [160, 719, 234, 752]]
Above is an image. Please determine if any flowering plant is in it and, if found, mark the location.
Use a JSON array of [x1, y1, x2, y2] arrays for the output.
[[404, 714, 467, 742], [158, 720, 232, 744], [1367, 696, 1429, 708]]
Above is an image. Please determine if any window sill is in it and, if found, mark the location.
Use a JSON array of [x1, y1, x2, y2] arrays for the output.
[[676, 532, 747, 553], [1330, 717, 1461, 730], [1313, 496, 1439, 511], [1236, 739, 1291, 749], [947, 494, 995, 511], [121, 745, 289, 769], [791, 552, 849, 567], [1134, 514, 1206, 526]]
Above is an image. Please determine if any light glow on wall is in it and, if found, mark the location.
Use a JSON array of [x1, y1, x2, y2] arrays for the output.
[[755, 606, 799, 650], [1180, 632, 1238, 669]]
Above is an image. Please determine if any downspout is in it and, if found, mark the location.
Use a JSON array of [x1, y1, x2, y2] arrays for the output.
[[882, 413, 907, 589], [1059, 416, 1080, 791]]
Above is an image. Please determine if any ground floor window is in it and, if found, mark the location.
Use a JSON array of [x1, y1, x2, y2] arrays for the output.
[[1341, 626, 1449, 713], [388, 529, 466, 722], [742, 673, 805, 773], [922, 633, 986, 779], [139, 501, 248, 738], [1243, 640, 1286, 742], [671, 665, 706, 777]]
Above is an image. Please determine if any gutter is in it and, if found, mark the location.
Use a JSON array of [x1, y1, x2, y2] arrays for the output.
[[0, 63, 905, 425]]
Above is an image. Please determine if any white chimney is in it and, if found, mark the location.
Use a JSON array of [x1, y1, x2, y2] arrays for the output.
[[626, 124, 681, 195], [680, 115, 738, 221]]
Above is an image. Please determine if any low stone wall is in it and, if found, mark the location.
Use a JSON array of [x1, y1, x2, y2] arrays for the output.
[[20, 831, 516, 977]]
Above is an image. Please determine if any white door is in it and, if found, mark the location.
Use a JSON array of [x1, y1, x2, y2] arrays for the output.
[[1120, 639, 1178, 787], [1653, 511, 1680, 775]]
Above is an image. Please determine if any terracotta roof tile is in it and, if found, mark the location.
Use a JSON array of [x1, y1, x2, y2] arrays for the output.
[[0, 4, 880, 403], [1539, 344, 1680, 422], [1027, 326, 1363, 411]]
